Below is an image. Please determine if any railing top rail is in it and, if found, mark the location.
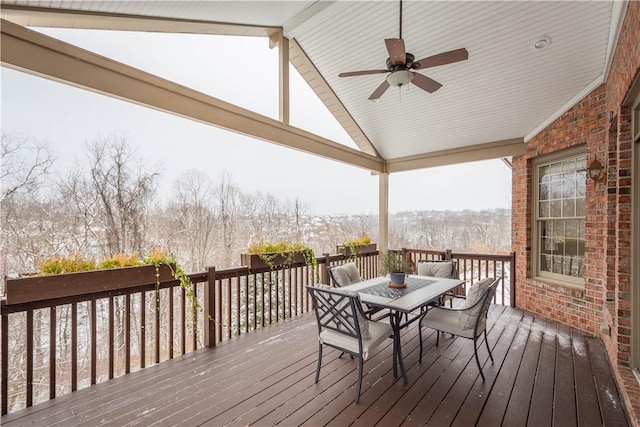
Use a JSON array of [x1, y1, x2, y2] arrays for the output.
[[449, 252, 514, 262]]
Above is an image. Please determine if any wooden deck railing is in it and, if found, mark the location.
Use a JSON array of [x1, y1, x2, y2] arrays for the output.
[[0, 248, 513, 415], [401, 248, 516, 307]]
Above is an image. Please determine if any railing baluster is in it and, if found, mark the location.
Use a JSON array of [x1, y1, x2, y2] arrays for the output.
[[227, 278, 232, 339], [1, 311, 7, 415], [235, 277, 240, 336], [26, 309, 33, 406], [49, 307, 56, 399], [90, 299, 97, 385], [192, 284, 197, 352], [108, 297, 114, 379], [180, 287, 186, 355], [169, 286, 174, 357], [140, 292, 145, 369], [155, 289, 160, 364], [244, 276, 249, 333], [71, 303, 77, 392], [125, 294, 131, 374]]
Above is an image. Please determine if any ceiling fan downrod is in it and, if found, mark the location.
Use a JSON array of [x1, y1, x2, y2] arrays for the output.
[[399, 0, 403, 40]]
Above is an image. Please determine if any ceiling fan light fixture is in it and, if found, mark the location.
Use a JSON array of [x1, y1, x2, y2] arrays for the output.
[[386, 70, 414, 87]]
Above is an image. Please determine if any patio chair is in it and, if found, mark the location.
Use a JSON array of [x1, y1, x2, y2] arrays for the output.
[[306, 284, 393, 403], [419, 277, 499, 381], [327, 262, 362, 287], [416, 259, 462, 307], [328, 263, 383, 317]]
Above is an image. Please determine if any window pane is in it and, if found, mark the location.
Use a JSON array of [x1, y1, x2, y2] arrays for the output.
[[562, 199, 575, 217], [539, 200, 550, 217], [576, 171, 586, 196], [576, 197, 585, 216], [550, 200, 562, 217], [550, 175, 562, 199], [540, 183, 550, 200], [562, 173, 576, 198]]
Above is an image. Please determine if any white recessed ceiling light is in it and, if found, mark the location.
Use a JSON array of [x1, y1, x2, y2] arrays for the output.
[[533, 36, 552, 50]]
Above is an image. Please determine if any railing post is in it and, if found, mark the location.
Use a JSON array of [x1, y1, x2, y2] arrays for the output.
[[321, 253, 331, 285], [444, 249, 453, 260], [510, 252, 516, 307], [205, 267, 216, 348]]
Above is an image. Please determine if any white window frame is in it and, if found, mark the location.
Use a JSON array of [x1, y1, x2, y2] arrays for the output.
[[532, 146, 586, 288]]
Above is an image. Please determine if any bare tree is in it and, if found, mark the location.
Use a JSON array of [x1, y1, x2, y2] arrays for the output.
[[213, 172, 242, 267], [82, 134, 160, 256], [1, 132, 54, 202], [169, 170, 216, 271]]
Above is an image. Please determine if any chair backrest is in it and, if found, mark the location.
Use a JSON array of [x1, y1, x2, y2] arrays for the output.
[[306, 285, 365, 341], [416, 259, 458, 279], [460, 278, 499, 334], [327, 262, 362, 287]]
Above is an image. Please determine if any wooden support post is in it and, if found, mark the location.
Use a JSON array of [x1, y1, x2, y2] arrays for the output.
[[322, 253, 331, 285], [445, 249, 453, 260]]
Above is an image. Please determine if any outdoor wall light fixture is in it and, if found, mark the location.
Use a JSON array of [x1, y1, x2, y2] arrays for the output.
[[587, 158, 605, 183]]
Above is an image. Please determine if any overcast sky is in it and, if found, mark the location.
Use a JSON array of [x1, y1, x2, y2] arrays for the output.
[[1, 28, 512, 215]]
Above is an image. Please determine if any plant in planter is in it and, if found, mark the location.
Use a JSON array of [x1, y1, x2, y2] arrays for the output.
[[338, 236, 377, 259], [379, 251, 413, 289], [23, 252, 202, 335], [242, 241, 317, 270]]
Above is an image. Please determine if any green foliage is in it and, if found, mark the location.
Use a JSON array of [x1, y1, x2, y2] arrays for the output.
[[379, 252, 413, 275], [342, 235, 372, 246], [98, 253, 141, 269], [39, 255, 96, 275], [248, 241, 317, 270]]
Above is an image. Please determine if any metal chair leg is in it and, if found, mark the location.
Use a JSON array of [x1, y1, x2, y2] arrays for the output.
[[355, 357, 363, 403], [473, 338, 485, 382], [484, 329, 494, 363], [419, 323, 423, 363], [315, 344, 323, 383], [436, 330, 440, 346]]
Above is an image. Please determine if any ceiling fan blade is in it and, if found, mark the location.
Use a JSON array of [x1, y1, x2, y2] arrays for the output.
[[411, 73, 442, 93], [385, 38, 406, 65], [339, 69, 389, 78], [368, 80, 391, 101], [413, 48, 469, 70]]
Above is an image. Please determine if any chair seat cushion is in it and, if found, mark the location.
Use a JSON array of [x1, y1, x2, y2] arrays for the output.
[[420, 307, 476, 339], [417, 261, 454, 278], [320, 321, 392, 360]]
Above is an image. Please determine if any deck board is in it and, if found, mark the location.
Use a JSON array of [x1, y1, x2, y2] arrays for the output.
[[1, 305, 629, 427]]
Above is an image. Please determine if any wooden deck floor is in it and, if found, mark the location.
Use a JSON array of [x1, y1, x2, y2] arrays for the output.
[[2, 305, 629, 426]]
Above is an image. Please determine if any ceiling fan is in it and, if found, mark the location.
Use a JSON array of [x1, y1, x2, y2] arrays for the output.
[[338, 0, 469, 101]]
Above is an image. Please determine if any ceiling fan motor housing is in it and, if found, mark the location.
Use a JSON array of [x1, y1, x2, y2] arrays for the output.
[[386, 53, 415, 71]]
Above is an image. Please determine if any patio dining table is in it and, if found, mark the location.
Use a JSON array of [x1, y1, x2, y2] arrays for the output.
[[340, 274, 465, 383]]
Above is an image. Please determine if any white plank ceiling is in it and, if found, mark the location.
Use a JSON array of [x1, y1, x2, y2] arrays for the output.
[[0, 0, 624, 164]]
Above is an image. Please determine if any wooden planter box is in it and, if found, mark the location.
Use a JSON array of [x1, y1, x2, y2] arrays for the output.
[[5, 264, 176, 305], [338, 243, 377, 257], [241, 252, 307, 270]]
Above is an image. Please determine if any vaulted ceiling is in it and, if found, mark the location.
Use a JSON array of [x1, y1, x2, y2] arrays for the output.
[[0, 1, 627, 173]]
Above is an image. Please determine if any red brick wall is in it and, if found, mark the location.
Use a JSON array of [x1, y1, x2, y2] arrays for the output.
[[512, 1, 640, 422]]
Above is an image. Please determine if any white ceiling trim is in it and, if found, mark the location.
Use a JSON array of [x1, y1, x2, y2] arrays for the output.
[[603, 0, 629, 81], [0, 4, 280, 37], [524, 77, 603, 143]]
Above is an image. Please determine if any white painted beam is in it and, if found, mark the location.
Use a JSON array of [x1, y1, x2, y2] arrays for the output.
[[385, 138, 526, 173], [378, 173, 389, 256], [1, 19, 384, 173]]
